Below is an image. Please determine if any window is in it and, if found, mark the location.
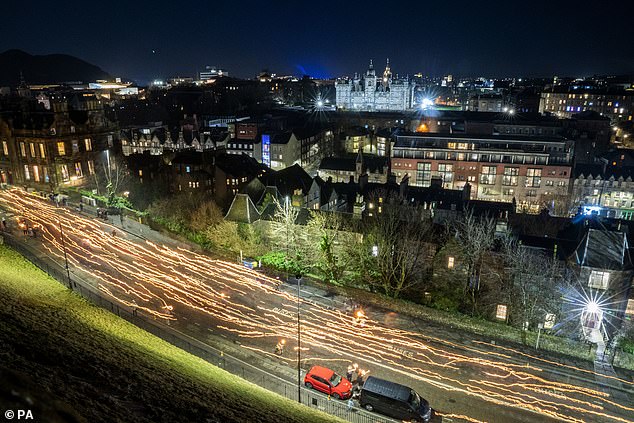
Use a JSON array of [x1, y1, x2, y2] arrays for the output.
[[2, 141, 8, 156], [138, 169, 143, 177], [186, 166, 191, 173], [438, 163, 453, 183], [589, 271, 609, 289], [558, 181, 566, 187], [57, 142, 66, 156], [20, 142, 26, 157], [416, 162, 432, 186], [447, 256, 455, 269], [33, 165, 40, 182], [84, 138, 92, 151], [71, 139, 79, 154], [545, 180, 554, 187], [503, 188, 515, 196], [24, 165, 30, 180], [39, 143, 46, 158], [526, 168, 542, 187], [480, 166, 496, 185], [502, 167, 519, 186], [29, 143, 36, 158], [75, 162, 83, 178], [467, 175, 476, 182], [60, 164, 69, 181], [87, 160, 95, 175]]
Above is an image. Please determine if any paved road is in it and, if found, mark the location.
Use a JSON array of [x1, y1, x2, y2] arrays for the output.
[[2, 189, 634, 423]]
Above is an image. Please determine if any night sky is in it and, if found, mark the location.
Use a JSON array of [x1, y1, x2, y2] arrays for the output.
[[2, 0, 633, 83]]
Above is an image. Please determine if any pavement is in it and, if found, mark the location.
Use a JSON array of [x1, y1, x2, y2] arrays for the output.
[[2, 189, 634, 423]]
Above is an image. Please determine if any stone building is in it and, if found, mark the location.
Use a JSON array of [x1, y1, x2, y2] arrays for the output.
[[0, 89, 117, 190], [335, 60, 414, 111]]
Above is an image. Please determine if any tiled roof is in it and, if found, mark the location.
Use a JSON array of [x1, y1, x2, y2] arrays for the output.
[[225, 193, 261, 224], [575, 229, 631, 270]]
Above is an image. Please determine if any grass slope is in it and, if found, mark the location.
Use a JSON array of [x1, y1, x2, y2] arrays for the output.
[[0, 245, 343, 423]]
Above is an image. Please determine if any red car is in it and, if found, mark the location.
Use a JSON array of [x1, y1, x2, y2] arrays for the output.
[[304, 365, 353, 399]]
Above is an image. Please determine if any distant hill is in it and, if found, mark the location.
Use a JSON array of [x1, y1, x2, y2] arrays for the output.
[[0, 49, 111, 86]]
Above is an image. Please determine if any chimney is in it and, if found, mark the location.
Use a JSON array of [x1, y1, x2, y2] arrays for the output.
[[399, 174, 409, 197], [462, 182, 471, 201], [359, 173, 369, 191]]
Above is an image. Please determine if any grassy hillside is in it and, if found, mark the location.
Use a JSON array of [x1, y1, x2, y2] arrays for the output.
[[0, 245, 343, 423]]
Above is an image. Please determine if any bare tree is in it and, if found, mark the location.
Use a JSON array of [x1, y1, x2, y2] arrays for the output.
[[541, 186, 573, 217], [345, 192, 433, 298], [453, 209, 496, 314], [268, 196, 311, 276], [305, 210, 348, 285], [93, 155, 129, 207], [501, 236, 567, 341]]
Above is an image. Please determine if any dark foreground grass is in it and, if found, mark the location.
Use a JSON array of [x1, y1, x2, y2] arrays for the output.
[[0, 245, 344, 423]]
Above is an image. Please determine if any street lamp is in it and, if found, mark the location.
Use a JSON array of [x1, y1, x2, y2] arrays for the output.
[[420, 98, 433, 110], [57, 220, 72, 289], [296, 273, 302, 404]]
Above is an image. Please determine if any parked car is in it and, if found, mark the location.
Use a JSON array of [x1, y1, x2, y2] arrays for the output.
[[359, 376, 432, 422], [304, 365, 353, 399]]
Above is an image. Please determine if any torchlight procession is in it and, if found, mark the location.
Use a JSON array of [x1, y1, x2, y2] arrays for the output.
[[1, 189, 633, 423]]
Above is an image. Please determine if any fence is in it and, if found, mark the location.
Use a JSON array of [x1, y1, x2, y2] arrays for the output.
[[2, 233, 395, 423]]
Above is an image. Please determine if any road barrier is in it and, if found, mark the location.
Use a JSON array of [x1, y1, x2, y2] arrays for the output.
[[3, 233, 396, 423]]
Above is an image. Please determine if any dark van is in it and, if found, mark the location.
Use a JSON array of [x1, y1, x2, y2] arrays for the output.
[[359, 376, 432, 422]]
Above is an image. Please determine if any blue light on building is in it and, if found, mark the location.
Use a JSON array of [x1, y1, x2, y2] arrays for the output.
[[262, 134, 271, 167]]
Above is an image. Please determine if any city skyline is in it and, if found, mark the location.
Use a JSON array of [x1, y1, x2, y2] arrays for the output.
[[1, 0, 633, 83]]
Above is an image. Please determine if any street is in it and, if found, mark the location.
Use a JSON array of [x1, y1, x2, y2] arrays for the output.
[[1, 189, 633, 423]]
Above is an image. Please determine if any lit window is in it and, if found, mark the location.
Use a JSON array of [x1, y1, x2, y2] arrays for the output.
[[2, 141, 8, 156], [39, 143, 46, 158], [57, 142, 66, 156], [87, 160, 95, 175], [20, 142, 27, 157], [75, 162, 83, 177], [30, 143, 36, 158], [60, 164, 69, 181], [33, 165, 40, 182], [589, 271, 609, 289], [84, 138, 92, 151], [24, 165, 30, 180], [138, 169, 143, 177], [447, 256, 455, 269]]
